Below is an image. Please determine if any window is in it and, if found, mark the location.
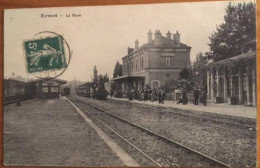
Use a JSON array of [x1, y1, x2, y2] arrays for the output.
[[42, 87, 48, 93], [131, 60, 133, 72], [141, 57, 144, 70], [151, 80, 160, 89], [166, 57, 170, 67], [136, 58, 138, 71], [51, 87, 59, 93]]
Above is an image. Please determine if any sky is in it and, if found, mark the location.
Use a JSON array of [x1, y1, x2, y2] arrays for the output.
[[4, 0, 250, 81]]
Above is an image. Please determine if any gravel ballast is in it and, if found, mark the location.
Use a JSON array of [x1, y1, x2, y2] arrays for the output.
[[72, 95, 256, 167]]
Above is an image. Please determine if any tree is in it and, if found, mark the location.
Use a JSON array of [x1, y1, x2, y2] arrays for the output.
[[177, 68, 193, 91], [119, 64, 123, 76], [208, 2, 256, 62], [93, 65, 98, 83], [94, 75, 108, 100], [103, 73, 109, 83], [113, 61, 122, 78], [179, 68, 192, 80], [191, 52, 209, 87]]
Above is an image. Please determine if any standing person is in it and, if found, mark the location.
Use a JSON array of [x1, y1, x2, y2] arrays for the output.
[[148, 88, 152, 102], [16, 92, 21, 106], [128, 89, 132, 100], [144, 87, 148, 101], [151, 88, 156, 102], [141, 89, 144, 101], [157, 87, 162, 104], [110, 90, 113, 98], [182, 87, 188, 105], [175, 88, 182, 104], [161, 88, 165, 104], [193, 87, 200, 105], [137, 90, 141, 101], [202, 85, 207, 106], [134, 89, 138, 100]]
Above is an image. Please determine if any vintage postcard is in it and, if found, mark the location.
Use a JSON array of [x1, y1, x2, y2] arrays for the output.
[[3, 1, 257, 167]]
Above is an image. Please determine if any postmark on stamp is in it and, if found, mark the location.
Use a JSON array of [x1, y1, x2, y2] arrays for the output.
[[24, 36, 66, 73]]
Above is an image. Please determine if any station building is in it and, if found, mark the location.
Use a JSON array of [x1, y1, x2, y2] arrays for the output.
[[206, 40, 256, 106], [29, 78, 67, 99], [112, 30, 191, 91]]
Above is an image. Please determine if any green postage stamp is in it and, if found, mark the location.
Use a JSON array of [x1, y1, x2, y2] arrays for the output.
[[24, 36, 66, 73]]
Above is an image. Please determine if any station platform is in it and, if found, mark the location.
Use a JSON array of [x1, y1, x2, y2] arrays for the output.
[[109, 97, 257, 119], [4, 98, 138, 167]]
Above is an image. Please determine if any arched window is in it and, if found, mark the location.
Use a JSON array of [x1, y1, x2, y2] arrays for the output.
[[151, 80, 160, 89]]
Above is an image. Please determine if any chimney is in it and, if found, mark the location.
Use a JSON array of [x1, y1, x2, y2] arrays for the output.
[[128, 47, 134, 54], [166, 31, 171, 39], [173, 30, 180, 46], [135, 39, 139, 50], [154, 30, 162, 46], [148, 30, 152, 43]]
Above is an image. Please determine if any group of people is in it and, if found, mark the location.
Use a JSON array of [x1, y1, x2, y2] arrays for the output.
[[111, 85, 207, 106], [174, 86, 207, 106], [123, 87, 166, 104]]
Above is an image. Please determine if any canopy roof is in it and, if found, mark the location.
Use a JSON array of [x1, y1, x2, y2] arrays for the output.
[[212, 51, 256, 65]]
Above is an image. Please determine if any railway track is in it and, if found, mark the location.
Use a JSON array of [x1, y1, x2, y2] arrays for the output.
[[4, 98, 33, 105], [69, 97, 232, 167], [108, 99, 256, 130]]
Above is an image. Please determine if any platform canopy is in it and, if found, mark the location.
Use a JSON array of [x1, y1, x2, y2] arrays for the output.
[[29, 77, 67, 84], [212, 51, 256, 66]]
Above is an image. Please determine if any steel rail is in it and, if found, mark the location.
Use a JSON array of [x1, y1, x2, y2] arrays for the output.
[[70, 98, 161, 167], [4, 98, 34, 105], [70, 97, 232, 168]]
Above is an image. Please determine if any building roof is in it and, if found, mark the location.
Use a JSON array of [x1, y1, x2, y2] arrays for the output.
[[122, 36, 191, 60], [111, 74, 145, 81], [29, 77, 67, 84]]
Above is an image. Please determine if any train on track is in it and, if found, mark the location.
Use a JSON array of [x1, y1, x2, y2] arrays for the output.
[[63, 87, 71, 96], [4, 78, 71, 104], [4, 79, 35, 105], [76, 82, 95, 98]]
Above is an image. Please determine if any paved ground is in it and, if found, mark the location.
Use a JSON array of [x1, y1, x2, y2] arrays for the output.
[[109, 97, 256, 119], [4, 98, 131, 166]]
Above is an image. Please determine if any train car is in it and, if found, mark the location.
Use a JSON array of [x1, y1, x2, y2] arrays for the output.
[[63, 87, 70, 96], [76, 82, 94, 98], [4, 79, 35, 104]]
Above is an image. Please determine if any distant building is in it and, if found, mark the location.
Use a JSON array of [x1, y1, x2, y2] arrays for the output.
[[112, 30, 191, 91], [30, 78, 67, 99]]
